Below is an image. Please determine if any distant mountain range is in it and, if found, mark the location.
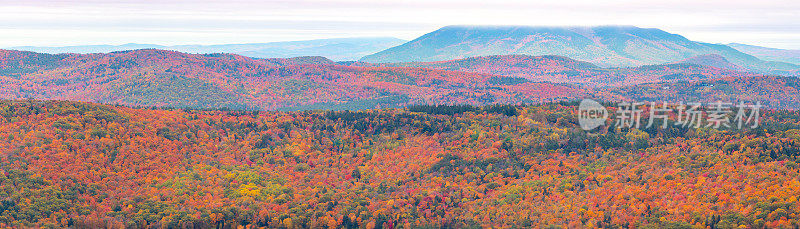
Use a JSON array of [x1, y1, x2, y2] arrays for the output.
[[360, 25, 800, 75], [2, 25, 800, 110], [7, 37, 406, 61], [10, 26, 800, 76], [729, 43, 800, 65]]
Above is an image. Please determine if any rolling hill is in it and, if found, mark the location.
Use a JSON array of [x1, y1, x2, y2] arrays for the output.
[[2, 49, 798, 110], [0, 49, 595, 111], [360, 25, 799, 75]]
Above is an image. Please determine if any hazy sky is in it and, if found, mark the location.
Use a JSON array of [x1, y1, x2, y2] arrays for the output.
[[1, 0, 798, 49]]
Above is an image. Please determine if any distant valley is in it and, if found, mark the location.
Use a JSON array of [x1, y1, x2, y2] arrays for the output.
[[2, 25, 800, 110]]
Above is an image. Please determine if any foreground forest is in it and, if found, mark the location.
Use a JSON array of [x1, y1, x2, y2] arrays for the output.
[[1, 100, 800, 228]]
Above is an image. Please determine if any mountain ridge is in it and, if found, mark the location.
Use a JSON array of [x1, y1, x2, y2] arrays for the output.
[[360, 25, 799, 75]]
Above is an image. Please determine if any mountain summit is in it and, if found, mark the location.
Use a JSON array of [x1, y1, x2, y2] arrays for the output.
[[360, 25, 798, 74]]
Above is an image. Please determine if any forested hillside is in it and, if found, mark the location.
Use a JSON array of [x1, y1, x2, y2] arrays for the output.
[[1, 100, 799, 228], [3, 49, 800, 112], [0, 49, 593, 111], [610, 75, 800, 110]]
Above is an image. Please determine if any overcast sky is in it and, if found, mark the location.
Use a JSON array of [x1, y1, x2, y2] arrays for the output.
[[1, 0, 798, 49]]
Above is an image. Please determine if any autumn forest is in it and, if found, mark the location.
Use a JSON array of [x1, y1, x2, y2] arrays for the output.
[[1, 100, 800, 228], [2, 20, 800, 229]]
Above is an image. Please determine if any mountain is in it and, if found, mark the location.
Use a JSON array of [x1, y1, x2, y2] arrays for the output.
[[360, 25, 799, 74], [728, 43, 800, 65], [671, 54, 748, 72], [7, 37, 407, 61], [0, 49, 594, 111], [359, 54, 760, 87]]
